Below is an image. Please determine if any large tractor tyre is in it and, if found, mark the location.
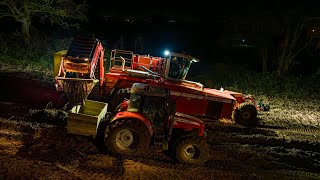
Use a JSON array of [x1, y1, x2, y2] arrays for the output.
[[109, 88, 130, 113], [95, 118, 109, 153], [232, 102, 258, 126], [175, 137, 208, 165], [105, 119, 151, 156]]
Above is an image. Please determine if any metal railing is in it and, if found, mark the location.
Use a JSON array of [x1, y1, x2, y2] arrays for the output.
[[110, 49, 133, 68]]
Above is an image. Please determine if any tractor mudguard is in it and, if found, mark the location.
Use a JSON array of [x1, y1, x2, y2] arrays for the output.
[[110, 111, 153, 136], [173, 112, 205, 136]]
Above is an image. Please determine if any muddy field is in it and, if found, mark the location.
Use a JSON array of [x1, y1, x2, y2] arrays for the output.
[[0, 71, 320, 179]]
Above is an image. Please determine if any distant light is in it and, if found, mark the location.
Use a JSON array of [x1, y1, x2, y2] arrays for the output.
[[312, 29, 315, 32], [242, 39, 245, 42], [164, 50, 170, 56]]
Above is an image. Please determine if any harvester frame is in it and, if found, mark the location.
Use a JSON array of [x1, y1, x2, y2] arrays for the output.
[[54, 36, 263, 126]]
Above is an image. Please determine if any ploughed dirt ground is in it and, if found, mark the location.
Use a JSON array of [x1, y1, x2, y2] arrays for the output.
[[0, 71, 320, 179]]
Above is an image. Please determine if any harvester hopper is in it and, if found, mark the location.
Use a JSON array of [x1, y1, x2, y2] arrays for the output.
[[55, 77, 98, 106]]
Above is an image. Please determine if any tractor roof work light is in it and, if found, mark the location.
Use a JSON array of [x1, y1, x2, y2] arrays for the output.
[[164, 50, 170, 56]]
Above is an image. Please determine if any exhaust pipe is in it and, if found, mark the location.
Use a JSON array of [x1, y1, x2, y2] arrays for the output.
[[120, 56, 126, 72]]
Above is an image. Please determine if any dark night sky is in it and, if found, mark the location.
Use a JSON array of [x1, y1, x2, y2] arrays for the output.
[[0, 0, 314, 75], [89, 0, 320, 18], [0, 0, 318, 75], [78, 0, 320, 74]]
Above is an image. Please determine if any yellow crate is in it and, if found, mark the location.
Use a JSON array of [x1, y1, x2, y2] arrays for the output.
[[67, 100, 108, 138]]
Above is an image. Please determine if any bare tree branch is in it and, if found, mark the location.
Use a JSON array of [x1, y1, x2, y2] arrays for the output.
[[0, 0, 87, 44], [0, 12, 12, 18], [277, 17, 320, 75]]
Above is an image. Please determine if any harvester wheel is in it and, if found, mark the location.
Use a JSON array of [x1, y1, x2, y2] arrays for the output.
[[232, 102, 258, 126], [105, 119, 150, 156], [175, 137, 208, 165]]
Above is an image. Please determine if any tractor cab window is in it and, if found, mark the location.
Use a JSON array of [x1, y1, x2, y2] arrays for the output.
[[142, 96, 167, 134], [168, 56, 191, 80], [127, 94, 141, 112]]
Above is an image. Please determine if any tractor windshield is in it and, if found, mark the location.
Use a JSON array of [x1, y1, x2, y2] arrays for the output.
[[142, 96, 168, 134], [168, 56, 192, 80], [127, 94, 141, 112]]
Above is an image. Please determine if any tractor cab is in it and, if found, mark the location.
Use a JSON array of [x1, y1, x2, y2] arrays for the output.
[[119, 83, 205, 140], [108, 49, 199, 82], [127, 83, 173, 136], [163, 51, 199, 81]]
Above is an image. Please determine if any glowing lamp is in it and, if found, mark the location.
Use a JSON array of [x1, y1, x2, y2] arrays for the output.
[[164, 50, 170, 56]]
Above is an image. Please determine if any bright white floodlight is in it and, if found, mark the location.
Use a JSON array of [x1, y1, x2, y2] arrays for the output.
[[164, 50, 170, 56]]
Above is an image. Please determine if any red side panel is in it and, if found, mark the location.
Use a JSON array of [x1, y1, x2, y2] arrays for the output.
[[132, 56, 139, 69], [151, 58, 158, 72], [220, 102, 234, 119], [173, 113, 205, 136], [138, 57, 151, 69], [104, 73, 119, 96], [175, 97, 198, 115], [195, 99, 208, 116]]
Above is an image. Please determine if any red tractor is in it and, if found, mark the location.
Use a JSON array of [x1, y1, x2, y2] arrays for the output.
[[67, 83, 208, 165], [54, 35, 264, 126]]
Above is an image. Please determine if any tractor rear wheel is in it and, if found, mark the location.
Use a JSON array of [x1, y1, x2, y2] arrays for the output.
[[232, 102, 258, 126], [175, 137, 208, 165], [105, 119, 150, 156]]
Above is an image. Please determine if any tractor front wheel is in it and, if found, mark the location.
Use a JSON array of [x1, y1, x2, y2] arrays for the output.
[[105, 119, 150, 156], [232, 102, 258, 126], [175, 137, 208, 165]]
